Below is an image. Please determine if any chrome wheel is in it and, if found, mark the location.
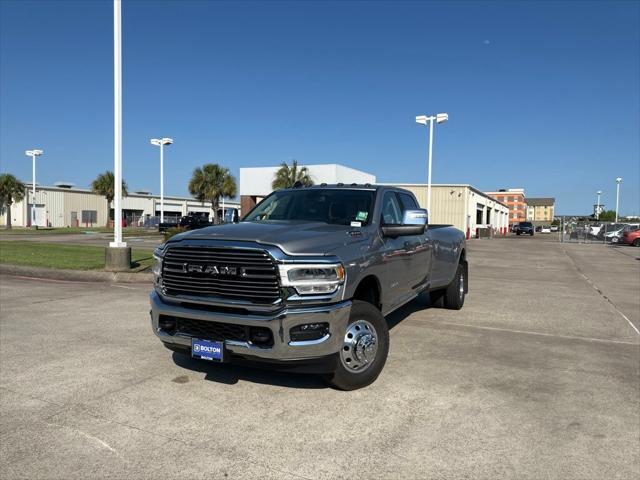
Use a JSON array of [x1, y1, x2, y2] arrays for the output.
[[340, 319, 378, 373], [459, 271, 465, 301]]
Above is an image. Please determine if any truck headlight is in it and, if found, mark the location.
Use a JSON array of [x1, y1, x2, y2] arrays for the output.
[[278, 264, 345, 295], [152, 249, 163, 280]]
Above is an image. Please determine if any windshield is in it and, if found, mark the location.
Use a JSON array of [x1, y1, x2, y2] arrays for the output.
[[520, 222, 533, 227], [243, 189, 375, 226]]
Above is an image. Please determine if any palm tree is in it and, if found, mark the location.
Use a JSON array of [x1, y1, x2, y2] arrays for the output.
[[188, 164, 237, 224], [91, 171, 128, 226], [0, 173, 26, 229], [271, 160, 313, 190]]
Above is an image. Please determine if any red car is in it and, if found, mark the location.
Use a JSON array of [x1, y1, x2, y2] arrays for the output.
[[622, 228, 640, 247]]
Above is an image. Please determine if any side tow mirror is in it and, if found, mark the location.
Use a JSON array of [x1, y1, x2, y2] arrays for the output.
[[381, 209, 428, 237]]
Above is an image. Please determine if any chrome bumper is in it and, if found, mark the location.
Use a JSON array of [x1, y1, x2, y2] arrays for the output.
[[150, 290, 351, 361]]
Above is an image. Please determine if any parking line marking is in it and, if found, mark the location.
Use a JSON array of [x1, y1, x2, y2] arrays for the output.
[[562, 247, 640, 336], [435, 321, 640, 346]]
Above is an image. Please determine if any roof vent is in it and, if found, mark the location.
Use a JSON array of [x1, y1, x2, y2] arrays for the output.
[[54, 182, 75, 189]]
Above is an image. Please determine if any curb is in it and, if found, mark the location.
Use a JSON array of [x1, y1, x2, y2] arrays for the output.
[[0, 264, 153, 284]]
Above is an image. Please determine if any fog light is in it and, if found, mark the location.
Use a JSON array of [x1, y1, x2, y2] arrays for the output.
[[290, 323, 329, 342], [249, 327, 273, 346], [159, 315, 176, 334]]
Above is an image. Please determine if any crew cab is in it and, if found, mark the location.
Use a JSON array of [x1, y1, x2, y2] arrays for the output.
[[150, 185, 468, 390]]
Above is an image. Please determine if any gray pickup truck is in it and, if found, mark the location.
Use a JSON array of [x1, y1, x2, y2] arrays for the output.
[[151, 184, 467, 390]]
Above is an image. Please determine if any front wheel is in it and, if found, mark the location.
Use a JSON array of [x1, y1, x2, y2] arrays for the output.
[[634, 239, 640, 247], [324, 300, 389, 391]]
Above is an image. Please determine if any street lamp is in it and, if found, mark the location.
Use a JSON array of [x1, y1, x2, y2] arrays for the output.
[[109, 0, 126, 249], [416, 113, 448, 214], [150, 137, 173, 223], [615, 177, 622, 222], [596, 190, 602, 220], [104, 0, 132, 272], [25, 149, 44, 227]]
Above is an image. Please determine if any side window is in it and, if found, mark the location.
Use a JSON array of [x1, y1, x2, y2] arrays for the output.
[[380, 191, 403, 225], [398, 193, 418, 212]]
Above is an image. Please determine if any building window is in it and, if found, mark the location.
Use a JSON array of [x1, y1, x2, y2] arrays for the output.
[[81, 210, 98, 224]]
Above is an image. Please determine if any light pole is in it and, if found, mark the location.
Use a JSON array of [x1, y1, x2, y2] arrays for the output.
[[596, 190, 602, 220], [150, 138, 173, 223], [109, 0, 125, 248], [105, 0, 131, 271], [25, 149, 44, 227], [416, 113, 448, 214], [615, 177, 622, 222]]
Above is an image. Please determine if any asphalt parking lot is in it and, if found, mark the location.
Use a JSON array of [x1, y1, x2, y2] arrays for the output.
[[1, 237, 638, 479]]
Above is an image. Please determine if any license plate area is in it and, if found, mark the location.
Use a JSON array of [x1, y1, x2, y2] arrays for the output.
[[191, 338, 224, 362]]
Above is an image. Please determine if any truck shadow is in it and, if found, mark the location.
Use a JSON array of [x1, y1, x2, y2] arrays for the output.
[[171, 352, 328, 389], [170, 293, 433, 389], [387, 292, 431, 330]]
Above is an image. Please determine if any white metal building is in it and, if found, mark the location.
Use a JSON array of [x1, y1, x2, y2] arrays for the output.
[[0, 183, 240, 228], [239, 163, 376, 213], [384, 184, 510, 238]]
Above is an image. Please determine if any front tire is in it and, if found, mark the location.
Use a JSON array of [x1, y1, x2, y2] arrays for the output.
[[324, 300, 389, 391], [633, 239, 640, 247]]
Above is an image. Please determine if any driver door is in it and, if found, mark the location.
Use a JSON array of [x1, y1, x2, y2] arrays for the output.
[[379, 191, 414, 311]]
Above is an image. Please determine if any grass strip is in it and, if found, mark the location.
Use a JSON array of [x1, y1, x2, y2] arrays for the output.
[[0, 241, 154, 271]]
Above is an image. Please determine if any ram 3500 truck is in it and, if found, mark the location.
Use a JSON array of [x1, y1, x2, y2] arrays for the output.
[[151, 185, 468, 390]]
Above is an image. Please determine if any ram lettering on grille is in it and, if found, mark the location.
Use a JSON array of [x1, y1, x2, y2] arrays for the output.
[[161, 246, 281, 304]]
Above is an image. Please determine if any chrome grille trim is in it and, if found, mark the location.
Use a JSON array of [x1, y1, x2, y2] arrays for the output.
[[161, 245, 281, 305]]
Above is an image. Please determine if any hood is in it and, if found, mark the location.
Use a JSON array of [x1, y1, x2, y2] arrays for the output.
[[169, 221, 369, 256]]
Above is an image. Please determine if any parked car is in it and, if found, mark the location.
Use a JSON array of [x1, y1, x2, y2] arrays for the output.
[[550, 225, 559, 232], [178, 214, 212, 230], [540, 226, 551, 234], [622, 228, 640, 247], [603, 223, 627, 243], [588, 224, 603, 237], [515, 222, 534, 236], [150, 184, 468, 390], [159, 213, 213, 232]]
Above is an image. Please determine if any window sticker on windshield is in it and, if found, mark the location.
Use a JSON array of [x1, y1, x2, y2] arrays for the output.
[[356, 211, 368, 221], [350, 221, 362, 227]]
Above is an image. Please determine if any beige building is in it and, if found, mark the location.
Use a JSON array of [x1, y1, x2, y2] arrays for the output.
[[0, 183, 240, 228], [525, 198, 555, 223], [384, 184, 510, 238]]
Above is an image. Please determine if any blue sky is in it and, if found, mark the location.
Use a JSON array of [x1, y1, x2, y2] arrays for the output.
[[1, 0, 638, 215]]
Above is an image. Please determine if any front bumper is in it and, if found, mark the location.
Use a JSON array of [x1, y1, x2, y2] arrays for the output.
[[150, 290, 351, 362]]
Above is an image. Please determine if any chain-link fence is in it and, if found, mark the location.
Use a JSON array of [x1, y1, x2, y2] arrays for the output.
[[122, 214, 181, 228], [560, 221, 640, 244]]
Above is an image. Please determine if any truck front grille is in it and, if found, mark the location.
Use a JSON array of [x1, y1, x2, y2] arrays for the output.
[[160, 315, 274, 347], [161, 246, 281, 305]]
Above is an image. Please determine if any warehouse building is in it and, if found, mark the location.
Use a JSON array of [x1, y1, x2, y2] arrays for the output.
[[239, 163, 376, 213], [384, 184, 510, 238], [0, 183, 240, 228]]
